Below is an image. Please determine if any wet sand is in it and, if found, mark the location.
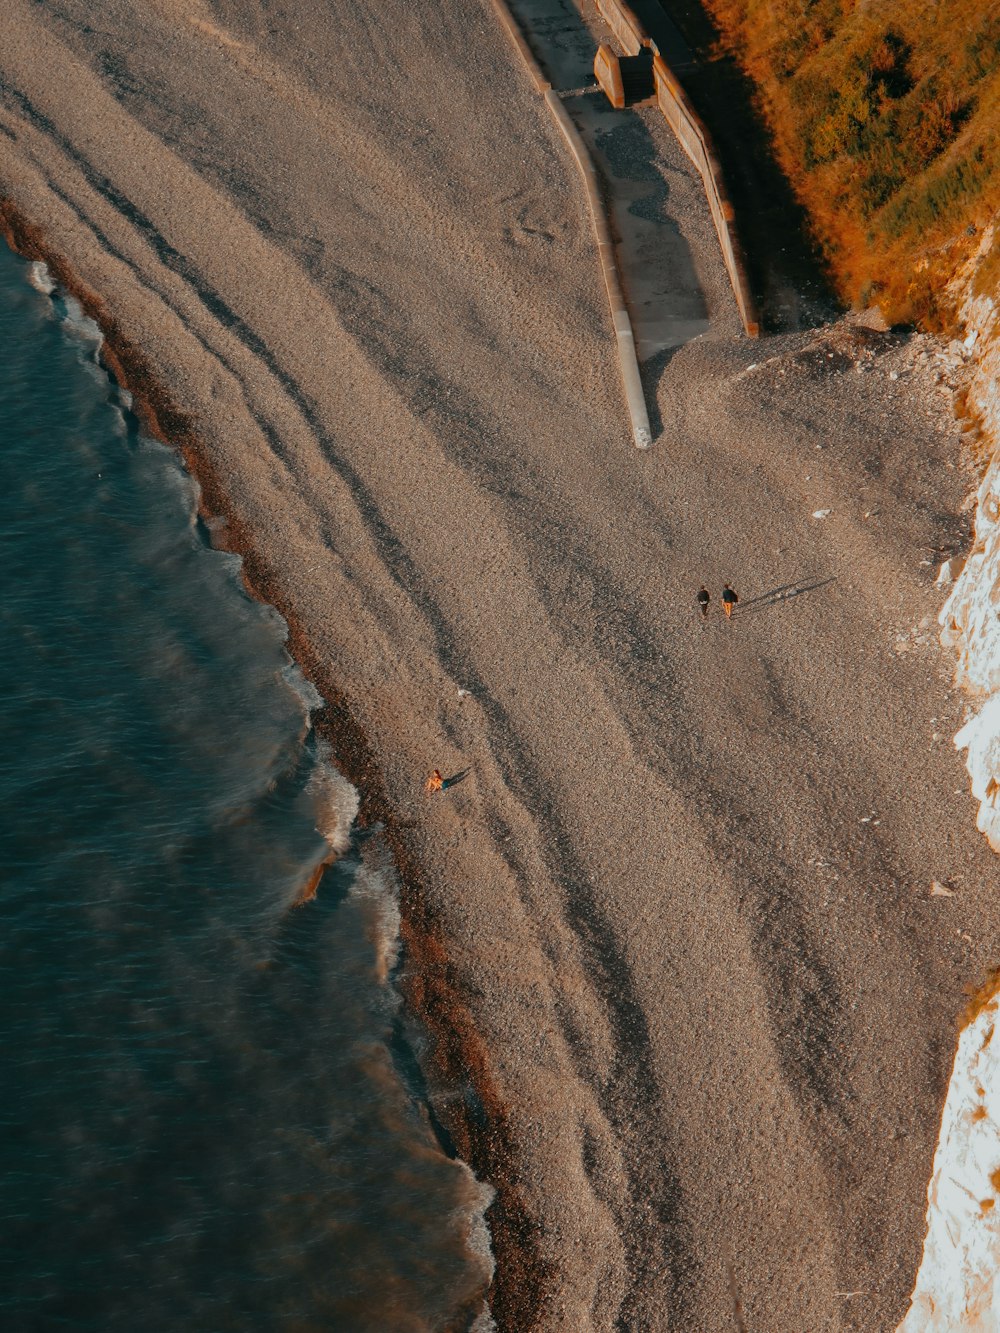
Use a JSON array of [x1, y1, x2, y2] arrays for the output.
[[3, 2, 999, 1328]]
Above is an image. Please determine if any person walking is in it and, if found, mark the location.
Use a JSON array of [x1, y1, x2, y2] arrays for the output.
[[424, 769, 444, 793], [696, 586, 711, 619], [722, 584, 739, 619]]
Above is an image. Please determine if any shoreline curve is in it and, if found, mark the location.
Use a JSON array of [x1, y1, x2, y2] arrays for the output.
[[0, 201, 548, 1332]]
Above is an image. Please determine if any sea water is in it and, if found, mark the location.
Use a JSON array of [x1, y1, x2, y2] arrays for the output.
[[0, 241, 490, 1331]]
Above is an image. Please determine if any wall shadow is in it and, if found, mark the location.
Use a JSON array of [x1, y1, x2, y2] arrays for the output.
[[639, 0, 839, 331], [571, 91, 711, 362]]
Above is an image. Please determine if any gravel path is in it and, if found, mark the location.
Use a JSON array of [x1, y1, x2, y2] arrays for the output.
[[1, 2, 997, 1328]]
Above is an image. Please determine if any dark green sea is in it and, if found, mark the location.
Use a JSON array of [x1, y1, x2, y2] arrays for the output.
[[0, 241, 491, 1331]]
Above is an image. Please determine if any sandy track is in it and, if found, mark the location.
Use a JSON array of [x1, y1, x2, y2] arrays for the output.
[[2, 2, 998, 1328]]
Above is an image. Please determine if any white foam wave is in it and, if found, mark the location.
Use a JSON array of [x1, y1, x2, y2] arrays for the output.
[[348, 833, 499, 1308], [461, 1165, 497, 1274], [29, 260, 54, 294], [279, 659, 323, 718], [349, 860, 401, 984], [460, 1166, 497, 1331], [60, 293, 103, 347], [307, 744, 360, 856]]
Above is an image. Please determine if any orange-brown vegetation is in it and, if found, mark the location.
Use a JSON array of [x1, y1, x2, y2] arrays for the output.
[[961, 964, 1000, 1026], [703, 0, 1000, 325]]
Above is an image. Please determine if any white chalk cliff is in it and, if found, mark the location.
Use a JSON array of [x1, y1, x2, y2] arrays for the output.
[[901, 224, 1000, 1330], [898, 985, 1000, 1330], [940, 228, 1000, 851]]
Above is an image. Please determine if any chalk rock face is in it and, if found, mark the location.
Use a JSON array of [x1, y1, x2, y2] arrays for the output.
[[940, 462, 1000, 697], [953, 699, 1000, 852], [897, 988, 1000, 1331], [939, 226, 1000, 845], [912, 231, 1000, 1331]]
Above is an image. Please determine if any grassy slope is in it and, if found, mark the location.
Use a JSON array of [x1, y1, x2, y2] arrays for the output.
[[703, 0, 1000, 325]]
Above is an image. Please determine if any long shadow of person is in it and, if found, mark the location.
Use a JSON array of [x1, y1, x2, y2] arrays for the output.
[[737, 576, 837, 615], [441, 768, 471, 792]]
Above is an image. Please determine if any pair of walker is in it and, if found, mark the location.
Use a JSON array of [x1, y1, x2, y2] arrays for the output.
[[697, 585, 739, 619]]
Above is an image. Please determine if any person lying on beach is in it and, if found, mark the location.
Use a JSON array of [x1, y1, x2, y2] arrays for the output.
[[425, 768, 471, 793]]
